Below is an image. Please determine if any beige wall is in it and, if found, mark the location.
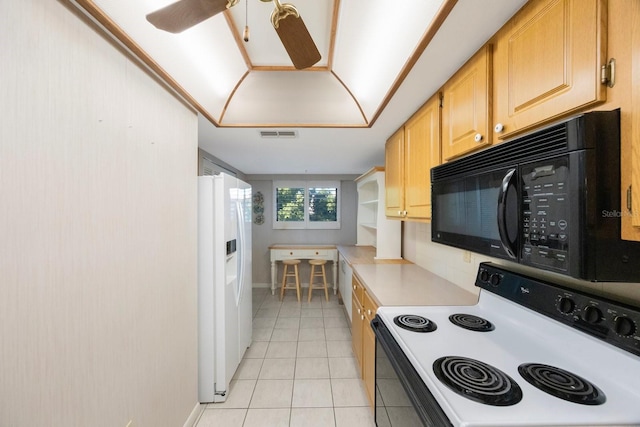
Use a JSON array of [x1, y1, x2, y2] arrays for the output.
[[403, 223, 640, 306], [0, 1, 199, 426]]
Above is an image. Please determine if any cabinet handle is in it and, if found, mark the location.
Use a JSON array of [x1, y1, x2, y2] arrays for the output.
[[494, 123, 504, 133], [601, 58, 616, 88], [627, 185, 632, 212], [397, 210, 402, 216], [290, 252, 293, 255], [361, 315, 365, 321], [353, 284, 356, 290], [403, 210, 407, 217], [474, 133, 483, 142], [367, 309, 372, 316], [357, 308, 361, 314]]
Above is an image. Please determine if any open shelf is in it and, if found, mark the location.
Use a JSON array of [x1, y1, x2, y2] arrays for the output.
[[355, 167, 401, 259]]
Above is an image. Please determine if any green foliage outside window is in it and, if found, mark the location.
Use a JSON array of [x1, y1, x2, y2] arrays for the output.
[[276, 187, 305, 221], [273, 181, 340, 229], [309, 187, 337, 222]]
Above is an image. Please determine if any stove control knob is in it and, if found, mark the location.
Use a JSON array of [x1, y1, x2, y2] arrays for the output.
[[479, 269, 490, 282], [489, 273, 501, 287], [614, 316, 636, 337], [557, 297, 575, 314], [582, 306, 603, 324]]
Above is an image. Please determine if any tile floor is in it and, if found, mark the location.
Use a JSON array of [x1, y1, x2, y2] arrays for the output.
[[194, 287, 376, 427]]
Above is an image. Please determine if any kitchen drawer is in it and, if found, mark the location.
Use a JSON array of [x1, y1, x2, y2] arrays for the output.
[[363, 290, 378, 321], [280, 249, 329, 258], [352, 275, 365, 305]]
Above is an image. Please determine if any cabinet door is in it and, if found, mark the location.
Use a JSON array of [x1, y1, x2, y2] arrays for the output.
[[362, 320, 376, 408], [404, 94, 441, 220], [362, 290, 378, 408], [493, 0, 607, 139], [441, 45, 492, 160], [628, 0, 640, 238], [385, 128, 405, 218], [351, 293, 364, 373]]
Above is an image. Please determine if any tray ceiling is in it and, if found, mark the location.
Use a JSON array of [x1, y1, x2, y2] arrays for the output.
[[70, 0, 528, 174], [73, 0, 451, 127]]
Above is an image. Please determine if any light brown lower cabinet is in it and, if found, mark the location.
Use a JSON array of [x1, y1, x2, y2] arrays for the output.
[[351, 274, 378, 409], [362, 291, 378, 408], [351, 288, 363, 370]]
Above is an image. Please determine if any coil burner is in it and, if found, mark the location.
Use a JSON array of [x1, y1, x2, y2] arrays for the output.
[[434, 356, 523, 406], [518, 363, 605, 405], [449, 313, 495, 332], [393, 314, 437, 333]]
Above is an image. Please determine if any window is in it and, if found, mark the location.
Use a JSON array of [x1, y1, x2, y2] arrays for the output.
[[273, 181, 341, 229]]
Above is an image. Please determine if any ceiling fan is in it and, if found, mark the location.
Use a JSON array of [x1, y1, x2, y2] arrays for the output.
[[146, 0, 321, 69]]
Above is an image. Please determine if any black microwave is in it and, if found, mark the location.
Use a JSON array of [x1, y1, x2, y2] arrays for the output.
[[432, 109, 640, 282]]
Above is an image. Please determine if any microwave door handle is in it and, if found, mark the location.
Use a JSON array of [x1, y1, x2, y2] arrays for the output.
[[497, 168, 517, 259]]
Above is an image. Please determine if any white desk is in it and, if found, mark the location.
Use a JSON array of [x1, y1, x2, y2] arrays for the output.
[[269, 244, 338, 296]]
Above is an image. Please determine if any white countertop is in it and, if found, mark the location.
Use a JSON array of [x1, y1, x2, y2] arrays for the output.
[[352, 263, 479, 307]]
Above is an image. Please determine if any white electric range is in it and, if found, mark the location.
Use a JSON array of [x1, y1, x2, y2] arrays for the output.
[[373, 262, 640, 427]]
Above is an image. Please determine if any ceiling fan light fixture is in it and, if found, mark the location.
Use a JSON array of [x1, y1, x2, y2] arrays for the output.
[[270, 1, 299, 29]]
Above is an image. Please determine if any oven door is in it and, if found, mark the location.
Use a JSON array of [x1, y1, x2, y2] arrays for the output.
[[371, 316, 452, 427]]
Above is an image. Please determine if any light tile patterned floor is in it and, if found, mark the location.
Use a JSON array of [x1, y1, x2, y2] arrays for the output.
[[195, 288, 376, 427]]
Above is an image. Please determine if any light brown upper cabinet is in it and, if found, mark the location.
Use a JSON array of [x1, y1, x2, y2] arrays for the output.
[[441, 45, 492, 161], [384, 128, 404, 218], [492, 0, 608, 140], [632, 2, 640, 231], [385, 93, 441, 220], [622, 0, 640, 241]]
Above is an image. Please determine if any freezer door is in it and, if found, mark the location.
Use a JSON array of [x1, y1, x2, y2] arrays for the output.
[[236, 179, 253, 357]]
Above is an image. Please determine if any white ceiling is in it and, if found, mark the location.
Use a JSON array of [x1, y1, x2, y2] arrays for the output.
[[74, 0, 528, 175]]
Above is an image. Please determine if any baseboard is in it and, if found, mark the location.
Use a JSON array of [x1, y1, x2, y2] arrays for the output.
[[183, 402, 205, 427], [254, 282, 319, 289], [252, 282, 272, 288]]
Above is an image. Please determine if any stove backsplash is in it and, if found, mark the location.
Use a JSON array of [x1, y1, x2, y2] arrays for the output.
[[403, 222, 640, 307]]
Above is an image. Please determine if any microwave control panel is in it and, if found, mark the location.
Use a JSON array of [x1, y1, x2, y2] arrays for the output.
[[520, 158, 570, 272]]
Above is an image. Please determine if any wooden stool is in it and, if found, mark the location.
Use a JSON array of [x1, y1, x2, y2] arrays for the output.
[[308, 259, 329, 302], [280, 259, 301, 301]]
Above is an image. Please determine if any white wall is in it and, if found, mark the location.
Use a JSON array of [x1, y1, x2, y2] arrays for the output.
[[404, 223, 640, 305], [0, 1, 199, 426]]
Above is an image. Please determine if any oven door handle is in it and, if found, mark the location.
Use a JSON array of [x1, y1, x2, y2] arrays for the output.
[[497, 168, 518, 259]]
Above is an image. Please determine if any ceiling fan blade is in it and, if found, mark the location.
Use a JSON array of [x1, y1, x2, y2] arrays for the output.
[[146, 0, 230, 33], [273, 14, 321, 70]]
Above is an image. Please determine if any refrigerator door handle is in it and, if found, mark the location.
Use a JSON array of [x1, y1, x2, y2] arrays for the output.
[[235, 200, 245, 306]]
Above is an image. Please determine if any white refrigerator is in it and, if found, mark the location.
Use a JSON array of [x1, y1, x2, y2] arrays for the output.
[[198, 173, 252, 403]]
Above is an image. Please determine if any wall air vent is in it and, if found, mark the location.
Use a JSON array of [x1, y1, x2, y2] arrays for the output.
[[259, 130, 298, 138]]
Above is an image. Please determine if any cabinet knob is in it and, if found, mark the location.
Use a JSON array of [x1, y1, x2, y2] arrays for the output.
[[494, 123, 504, 133], [357, 308, 361, 314], [361, 315, 365, 321], [353, 284, 356, 290], [367, 309, 372, 315], [398, 210, 402, 216], [474, 133, 483, 142], [290, 252, 293, 255]]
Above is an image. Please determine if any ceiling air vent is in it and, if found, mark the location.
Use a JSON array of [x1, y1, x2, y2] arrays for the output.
[[260, 130, 298, 138]]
